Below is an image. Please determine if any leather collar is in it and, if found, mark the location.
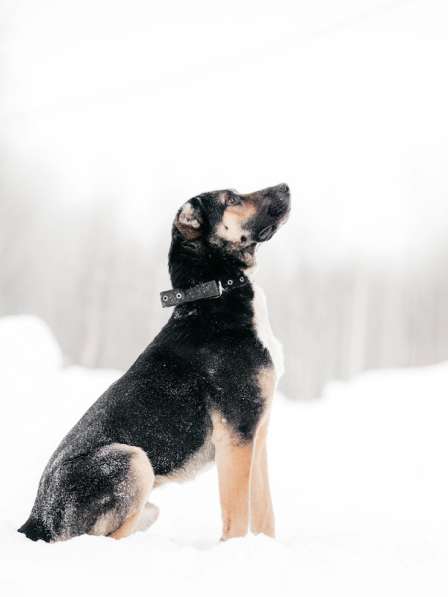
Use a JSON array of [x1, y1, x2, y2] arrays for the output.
[[160, 273, 249, 308]]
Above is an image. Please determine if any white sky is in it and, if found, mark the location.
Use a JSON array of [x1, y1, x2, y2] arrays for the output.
[[1, 0, 447, 263]]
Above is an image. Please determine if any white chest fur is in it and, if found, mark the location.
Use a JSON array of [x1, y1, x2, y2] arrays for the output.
[[251, 282, 285, 381]]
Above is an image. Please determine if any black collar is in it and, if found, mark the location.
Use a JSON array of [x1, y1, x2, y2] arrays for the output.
[[160, 273, 250, 308]]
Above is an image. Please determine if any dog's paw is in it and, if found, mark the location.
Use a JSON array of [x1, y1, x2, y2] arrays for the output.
[[135, 502, 159, 532]]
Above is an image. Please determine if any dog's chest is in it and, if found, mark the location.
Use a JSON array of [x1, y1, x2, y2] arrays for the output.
[[251, 283, 285, 381]]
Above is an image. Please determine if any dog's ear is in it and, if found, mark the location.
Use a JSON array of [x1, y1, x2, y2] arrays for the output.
[[175, 201, 203, 240]]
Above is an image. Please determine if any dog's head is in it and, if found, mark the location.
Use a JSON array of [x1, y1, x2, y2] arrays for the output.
[[172, 184, 290, 270]]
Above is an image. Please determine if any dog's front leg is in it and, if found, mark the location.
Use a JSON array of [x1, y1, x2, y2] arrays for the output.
[[212, 413, 253, 540], [250, 416, 275, 538]]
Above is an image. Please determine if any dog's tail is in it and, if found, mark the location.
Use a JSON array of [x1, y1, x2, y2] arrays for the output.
[[18, 516, 52, 542]]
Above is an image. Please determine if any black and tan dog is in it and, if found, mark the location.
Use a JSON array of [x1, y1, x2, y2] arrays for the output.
[[18, 184, 290, 542]]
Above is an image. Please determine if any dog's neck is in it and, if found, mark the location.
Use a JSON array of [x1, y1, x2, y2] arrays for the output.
[[165, 235, 255, 322], [168, 236, 250, 291]]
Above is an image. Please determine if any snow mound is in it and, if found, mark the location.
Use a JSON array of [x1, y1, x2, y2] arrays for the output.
[[0, 315, 63, 374], [1, 316, 448, 596]]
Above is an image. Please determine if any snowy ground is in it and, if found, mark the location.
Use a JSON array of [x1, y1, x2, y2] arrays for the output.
[[1, 316, 448, 596]]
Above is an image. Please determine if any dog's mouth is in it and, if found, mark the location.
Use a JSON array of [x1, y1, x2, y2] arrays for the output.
[[256, 225, 277, 243], [253, 208, 290, 243]]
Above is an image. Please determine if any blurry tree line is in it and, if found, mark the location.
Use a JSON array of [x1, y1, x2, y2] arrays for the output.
[[1, 153, 448, 399]]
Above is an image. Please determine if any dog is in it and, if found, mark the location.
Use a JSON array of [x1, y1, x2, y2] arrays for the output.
[[18, 183, 290, 542]]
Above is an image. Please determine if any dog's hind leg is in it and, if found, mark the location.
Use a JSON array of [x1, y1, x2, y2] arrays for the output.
[[106, 445, 155, 540], [87, 443, 156, 540], [134, 503, 160, 532], [20, 443, 158, 542]]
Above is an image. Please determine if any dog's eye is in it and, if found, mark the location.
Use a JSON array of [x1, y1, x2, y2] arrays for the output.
[[226, 195, 241, 206]]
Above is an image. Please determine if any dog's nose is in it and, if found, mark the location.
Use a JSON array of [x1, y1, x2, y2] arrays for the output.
[[277, 183, 289, 194], [274, 184, 290, 208]]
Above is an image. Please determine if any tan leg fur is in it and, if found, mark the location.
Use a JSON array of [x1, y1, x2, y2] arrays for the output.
[[250, 416, 275, 537], [212, 412, 254, 540], [250, 367, 276, 537], [109, 445, 154, 540], [211, 368, 277, 542]]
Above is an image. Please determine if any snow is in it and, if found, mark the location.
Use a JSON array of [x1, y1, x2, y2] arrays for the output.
[[1, 315, 448, 595], [0, 315, 63, 373]]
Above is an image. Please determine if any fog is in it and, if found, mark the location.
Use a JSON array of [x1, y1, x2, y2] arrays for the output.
[[1, 0, 448, 398]]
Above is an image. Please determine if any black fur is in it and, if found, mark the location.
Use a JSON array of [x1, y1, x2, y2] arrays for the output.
[[18, 517, 52, 542], [18, 184, 290, 542]]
